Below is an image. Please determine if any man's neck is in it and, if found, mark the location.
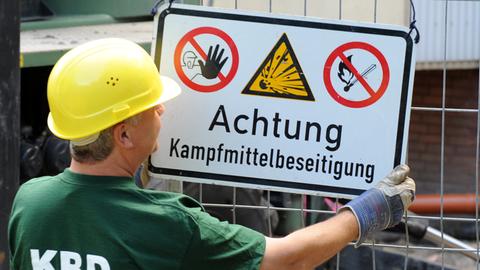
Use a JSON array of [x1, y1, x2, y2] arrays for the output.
[[69, 154, 135, 177]]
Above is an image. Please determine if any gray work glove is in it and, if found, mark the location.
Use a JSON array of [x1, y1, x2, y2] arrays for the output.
[[341, 164, 415, 245]]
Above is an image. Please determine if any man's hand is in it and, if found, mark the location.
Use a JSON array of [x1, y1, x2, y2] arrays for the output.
[[341, 164, 415, 245]]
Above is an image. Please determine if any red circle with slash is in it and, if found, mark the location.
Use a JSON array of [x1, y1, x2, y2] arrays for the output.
[[323, 42, 390, 108], [174, 27, 239, 93]]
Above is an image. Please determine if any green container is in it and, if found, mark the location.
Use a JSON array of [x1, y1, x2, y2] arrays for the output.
[[43, 0, 157, 18]]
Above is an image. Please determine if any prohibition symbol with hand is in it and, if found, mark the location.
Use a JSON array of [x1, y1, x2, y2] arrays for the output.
[[198, 44, 229, 80], [174, 27, 239, 93], [323, 41, 390, 108]]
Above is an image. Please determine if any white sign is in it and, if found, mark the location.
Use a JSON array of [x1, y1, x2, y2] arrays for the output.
[[150, 4, 416, 198]]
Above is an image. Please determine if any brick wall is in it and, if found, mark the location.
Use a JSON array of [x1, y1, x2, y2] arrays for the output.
[[408, 69, 479, 194]]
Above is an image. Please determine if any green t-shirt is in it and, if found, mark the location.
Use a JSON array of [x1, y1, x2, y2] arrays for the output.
[[9, 169, 265, 269]]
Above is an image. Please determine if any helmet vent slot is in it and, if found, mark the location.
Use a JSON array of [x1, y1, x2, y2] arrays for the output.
[[106, 77, 119, 86]]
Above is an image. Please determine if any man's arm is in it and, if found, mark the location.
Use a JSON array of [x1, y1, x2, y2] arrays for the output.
[[260, 164, 415, 270], [260, 210, 358, 270], [136, 162, 414, 269]]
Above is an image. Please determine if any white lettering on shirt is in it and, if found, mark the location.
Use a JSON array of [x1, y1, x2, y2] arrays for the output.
[[31, 249, 56, 270], [87, 254, 111, 270], [60, 251, 81, 270], [30, 249, 110, 270]]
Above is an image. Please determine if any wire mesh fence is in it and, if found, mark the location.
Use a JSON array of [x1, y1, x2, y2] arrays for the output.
[[156, 0, 480, 269]]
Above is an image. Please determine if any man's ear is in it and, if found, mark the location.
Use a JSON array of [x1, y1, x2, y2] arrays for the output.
[[112, 122, 134, 149]]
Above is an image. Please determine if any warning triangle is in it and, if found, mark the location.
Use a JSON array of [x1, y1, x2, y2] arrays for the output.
[[242, 33, 314, 101]]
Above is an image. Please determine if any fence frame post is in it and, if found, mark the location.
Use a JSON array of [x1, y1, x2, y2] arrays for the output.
[[0, 0, 21, 269]]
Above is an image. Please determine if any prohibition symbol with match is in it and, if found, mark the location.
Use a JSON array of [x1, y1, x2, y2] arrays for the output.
[[174, 26, 239, 93], [323, 42, 390, 108]]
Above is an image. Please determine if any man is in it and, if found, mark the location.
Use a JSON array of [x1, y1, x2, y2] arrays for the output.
[[9, 38, 415, 270]]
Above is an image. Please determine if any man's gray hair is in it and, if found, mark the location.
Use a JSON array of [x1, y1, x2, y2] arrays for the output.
[[70, 114, 142, 163]]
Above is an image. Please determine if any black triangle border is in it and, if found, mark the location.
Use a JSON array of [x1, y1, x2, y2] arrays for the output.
[[242, 33, 315, 101]]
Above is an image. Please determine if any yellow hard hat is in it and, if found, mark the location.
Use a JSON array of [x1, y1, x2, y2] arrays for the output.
[[47, 38, 181, 141]]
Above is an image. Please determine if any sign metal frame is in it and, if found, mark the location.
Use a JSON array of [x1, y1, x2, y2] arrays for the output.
[[150, 4, 415, 198]]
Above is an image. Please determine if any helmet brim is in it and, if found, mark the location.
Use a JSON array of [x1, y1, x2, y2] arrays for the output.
[[158, 75, 182, 104]]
